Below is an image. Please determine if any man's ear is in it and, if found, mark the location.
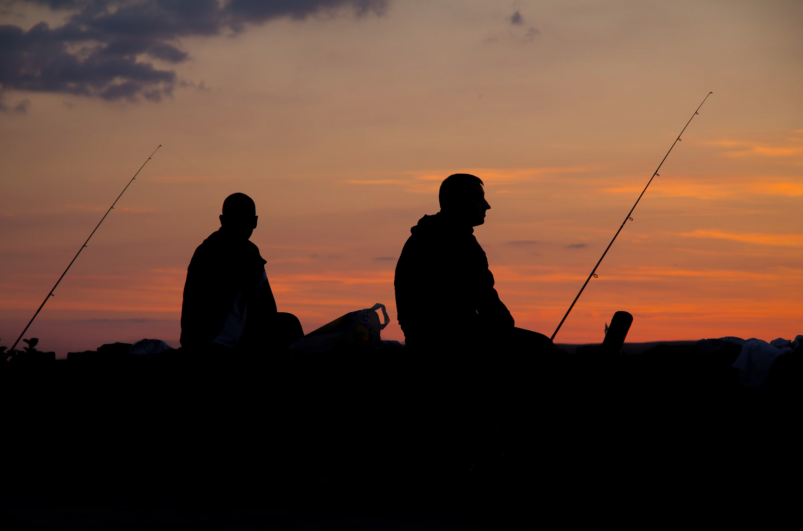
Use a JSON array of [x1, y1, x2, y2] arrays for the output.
[[253, 216, 258, 229], [219, 214, 224, 226]]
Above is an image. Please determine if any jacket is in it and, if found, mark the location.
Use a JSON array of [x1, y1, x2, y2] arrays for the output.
[[394, 213, 514, 347], [180, 230, 277, 350]]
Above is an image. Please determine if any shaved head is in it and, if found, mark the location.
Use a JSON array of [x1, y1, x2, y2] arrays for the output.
[[220, 193, 258, 240], [222, 193, 256, 218]]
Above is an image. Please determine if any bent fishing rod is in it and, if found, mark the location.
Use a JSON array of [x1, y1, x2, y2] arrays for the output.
[[10, 145, 162, 353], [551, 92, 713, 342]]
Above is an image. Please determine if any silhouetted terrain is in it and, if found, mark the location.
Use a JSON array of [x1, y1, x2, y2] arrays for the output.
[[1, 340, 801, 529]]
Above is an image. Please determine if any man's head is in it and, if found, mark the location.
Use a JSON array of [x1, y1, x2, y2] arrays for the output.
[[220, 193, 257, 240], [439, 173, 490, 227]]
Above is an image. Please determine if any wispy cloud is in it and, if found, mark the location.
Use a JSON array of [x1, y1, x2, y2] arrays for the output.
[[711, 138, 803, 158], [604, 179, 803, 199], [614, 266, 786, 282], [493, 264, 795, 287], [491, 266, 587, 284], [683, 229, 803, 247], [413, 166, 592, 184], [341, 166, 594, 196], [271, 271, 394, 287], [151, 174, 226, 184], [0, 95, 30, 114], [66, 203, 105, 211], [749, 182, 803, 196], [81, 318, 154, 324], [343, 179, 407, 185]]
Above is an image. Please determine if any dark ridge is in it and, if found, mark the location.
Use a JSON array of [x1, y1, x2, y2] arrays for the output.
[[1, 338, 800, 528]]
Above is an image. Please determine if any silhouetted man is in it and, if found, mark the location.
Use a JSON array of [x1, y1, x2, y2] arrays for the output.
[[180, 193, 303, 355], [394, 175, 555, 495], [394, 174, 552, 359]]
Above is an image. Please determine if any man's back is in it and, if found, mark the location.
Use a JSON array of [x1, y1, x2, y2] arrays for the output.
[[180, 229, 277, 350], [180, 193, 280, 353]]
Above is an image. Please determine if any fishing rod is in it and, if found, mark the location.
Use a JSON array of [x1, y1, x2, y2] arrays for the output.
[[10, 145, 162, 353], [551, 92, 713, 341]]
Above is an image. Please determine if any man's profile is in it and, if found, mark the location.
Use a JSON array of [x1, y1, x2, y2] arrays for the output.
[[180, 193, 302, 355], [394, 174, 552, 357]]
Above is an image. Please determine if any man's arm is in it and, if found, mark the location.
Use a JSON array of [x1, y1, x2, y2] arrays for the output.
[[474, 246, 515, 329], [180, 246, 218, 348], [257, 268, 278, 315]]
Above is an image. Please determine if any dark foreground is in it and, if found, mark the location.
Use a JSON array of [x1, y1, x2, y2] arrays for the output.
[[1, 341, 801, 529]]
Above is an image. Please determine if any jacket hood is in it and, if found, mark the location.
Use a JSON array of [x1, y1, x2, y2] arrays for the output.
[[410, 212, 473, 236], [202, 230, 266, 265]]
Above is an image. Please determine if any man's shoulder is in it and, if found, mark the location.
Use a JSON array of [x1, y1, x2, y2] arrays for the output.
[[243, 239, 261, 253], [193, 231, 260, 253], [242, 239, 265, 266], [191, 231, 220, 257], [399, 230, 435, 259], [190, 231, 258, 266]]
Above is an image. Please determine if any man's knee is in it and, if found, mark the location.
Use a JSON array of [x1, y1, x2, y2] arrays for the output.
[[274, 312, 304, 339], [269, 312, 305, 351], [512, 327, 554, 353]]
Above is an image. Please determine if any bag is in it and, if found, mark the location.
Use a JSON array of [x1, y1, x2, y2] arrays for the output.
[[129, 338, 174, 357], [289, 303, 391, 357]]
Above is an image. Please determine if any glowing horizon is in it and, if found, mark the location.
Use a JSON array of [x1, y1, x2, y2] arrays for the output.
[[2, 1, 802, 356]]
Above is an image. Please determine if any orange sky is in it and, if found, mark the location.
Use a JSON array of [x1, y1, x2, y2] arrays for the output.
[[1, 1, 802, 356]]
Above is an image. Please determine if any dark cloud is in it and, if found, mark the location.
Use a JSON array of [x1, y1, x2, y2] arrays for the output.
[[566, 243, 587, 249], [226, 0, 388, 24], [0, 92, 29, 113], [13, 97, 29, 113], [27, 0, 86, 9], [178, 79, 210, 92], [508, 10, 540, 42], [506, 240, 539, 246], [525, 26, 540, 41], [1, 0, 389, 104], [81, 318, 153, 323]]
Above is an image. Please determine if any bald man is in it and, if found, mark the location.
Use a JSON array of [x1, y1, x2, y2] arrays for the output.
[[180, 193, 302, 355]]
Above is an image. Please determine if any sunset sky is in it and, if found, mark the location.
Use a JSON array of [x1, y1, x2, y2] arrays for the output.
[[1, 0, 802, 356]]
